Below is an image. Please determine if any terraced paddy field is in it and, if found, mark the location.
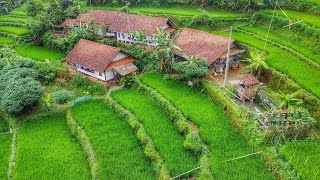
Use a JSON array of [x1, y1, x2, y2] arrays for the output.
[[0, 36, 15, 44], [15, 45, 65, 61], [280, 141, 320, 179], [215, 30, 320, 98], [71, 100, 155, 179], [0, 15, 27, 23], [10, 9, 27, 16], [87, 5, 245, 18], [0, 26, 28, 35], [0, 134, 12, 180], [112, 89, 198, 177], [260, 10, 320, 28], [239, 26, 320, 66], [141, 72, 275, 179], [14, 112, 91, 179]]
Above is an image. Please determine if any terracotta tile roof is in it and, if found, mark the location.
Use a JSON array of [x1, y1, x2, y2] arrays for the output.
[[75, 10, 175, 36], [62, 19, 77, 27], [66, 39, 121, 73], [239, 74, 260, 86], [220, 48, 245, 59], [107, 57, 134, 70], [175, 28, 234, 65]]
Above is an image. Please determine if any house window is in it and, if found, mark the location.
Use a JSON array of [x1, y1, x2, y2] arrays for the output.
[[122, 33, 125, 39]]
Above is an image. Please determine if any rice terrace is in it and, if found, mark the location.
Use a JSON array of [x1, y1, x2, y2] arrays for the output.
[[0, 0, 319, 179]]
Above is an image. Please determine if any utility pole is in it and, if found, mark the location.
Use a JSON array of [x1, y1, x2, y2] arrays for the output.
[[223, 26, 233, 87]]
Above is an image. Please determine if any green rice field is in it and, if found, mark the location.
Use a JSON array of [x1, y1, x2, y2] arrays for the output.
[[280, 141, 320, 179], [0, 116, 9, 133], [10, 9, 27, 16], [14, 112, 91, 179], [141, 72, 275, 179], [0, 134, 12, 180], [71, 100, 155, 179], [0, 26, 28, 35], [0, 36, 15, 44], [260, 10, 320, 28], [88, 5, 245, 18], [112, 89, 198, 177], [15, 45, 65, 61], [216, 30, 320, 98], [0, 15, 27, 23]]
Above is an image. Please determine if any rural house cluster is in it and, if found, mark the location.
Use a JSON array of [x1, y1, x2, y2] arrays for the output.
[[63, 10, 245, 82]]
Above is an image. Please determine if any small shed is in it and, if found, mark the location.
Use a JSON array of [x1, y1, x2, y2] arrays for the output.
[[237, 74, 260, 100]]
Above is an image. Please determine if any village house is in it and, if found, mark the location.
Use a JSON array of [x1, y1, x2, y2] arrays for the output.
[[66, 39, 138, 82], [174, 28, 245, 74], [63, 10, 177, 47], [237, 74, 260, 100]]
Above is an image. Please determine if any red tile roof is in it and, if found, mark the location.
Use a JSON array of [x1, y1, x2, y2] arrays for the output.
[[75, 10, 175, 36], [239, 74, 260, 86], [66, 39, 121, 73], [175, 28, 234, 65], [107, 57, 134, 70]]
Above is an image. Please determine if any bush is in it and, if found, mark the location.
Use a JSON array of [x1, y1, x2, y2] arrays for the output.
[[119, 74, 136, 88], [52, 89, 75, 104], [71, 75, 107, 96]]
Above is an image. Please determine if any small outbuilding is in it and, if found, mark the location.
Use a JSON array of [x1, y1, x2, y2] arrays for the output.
[[66, 39, 137, 82], [237, 74, 260, 100]]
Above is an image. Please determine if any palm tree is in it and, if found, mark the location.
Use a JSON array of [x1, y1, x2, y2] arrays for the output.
[[275, 90, 303, 117], [244, 52, 269, 78], [131, 30, 147, 48]]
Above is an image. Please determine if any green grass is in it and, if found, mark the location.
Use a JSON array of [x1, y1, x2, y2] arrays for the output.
[[0, 15, 27, 23], [14, 112, 91, 180], [141, 72, 275, 179], [112, 89, 198, 176], [240, 26, 320, 66], [260, 10, 320, 28], [0, 26, 28, 35], [0, 116, 9, 133], [0, 36, 15, 44], [87, 5, 246, 18], [71, 100, 155, 179], [216, 30, 320, 99], [15, 45, 65, 61], [0, 134, 11, 180], [10, 9, 27, 16], [280, 141, 320, 179]]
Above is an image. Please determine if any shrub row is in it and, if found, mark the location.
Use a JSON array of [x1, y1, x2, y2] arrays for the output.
[[200, 80, 298, 179], [66, 110, 99, 180], [0, 32, 17, 39], [286, 0, 320, 15], [134, 79, 213, 179], [104, 95, 170, 179]]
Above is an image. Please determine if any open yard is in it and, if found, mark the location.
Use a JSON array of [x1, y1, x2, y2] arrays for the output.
[[14, 112, 91, 179], [0, 15, 27, 23], [112, 89, 198, 177], [280, 141, 320, 179], [0, 26, 28, 35], [15, 45, 65, 61], [71, 100, 155, 179], [87, 5, 245, 18], [0, 134, 12, 180], [216, 30, 320, 98], [141, 72, 275, 179]]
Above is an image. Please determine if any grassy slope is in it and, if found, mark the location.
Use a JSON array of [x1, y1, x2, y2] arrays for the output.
[[280, 141, 320, 179], [215, 30, 320, 98], [15, 45, 65, 61], [0, 134, 11, 180], [87, 5, 245, 18], [71, 100, 155, 179], [0, 15, 27, 23], [14, 112, 91, 180], [0, 26, 28, 35], [0, 36, 15, 44], [112, 89, 198, 177], [240, 26, 320, 65], [260, 10, 320, 28], [141, 72, 275, 180]]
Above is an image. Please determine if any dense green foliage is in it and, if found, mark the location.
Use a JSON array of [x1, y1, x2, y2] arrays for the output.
[[15, 45, 65, 61], [51, 89, 75, 104], [14, 112, 91, 179], [0, 134, 11, 180], [70, 75, 107, 96], [71, 100, 155, 179], [112, 89, 198, 177], [0, 116, 9, 133], [141, 72, 275, 179], [280, 141, 320, 179], [172, 55, 209, 79]]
